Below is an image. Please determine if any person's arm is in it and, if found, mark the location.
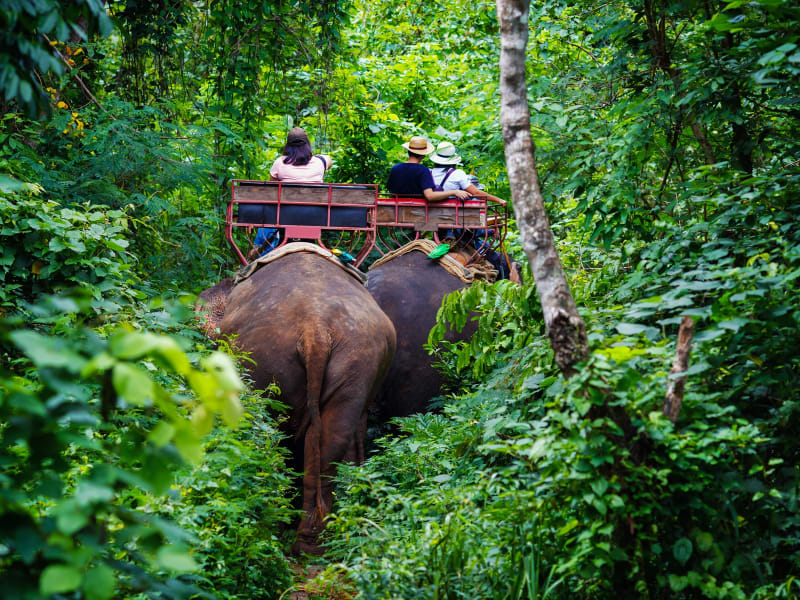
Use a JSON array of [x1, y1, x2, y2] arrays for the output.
[[423, 187, 470, 202], [465, 184, 506, 205], [269, 156, 282, 182]]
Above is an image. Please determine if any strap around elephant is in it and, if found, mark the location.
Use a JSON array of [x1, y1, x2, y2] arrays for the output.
[[234, 242, 367, 285]]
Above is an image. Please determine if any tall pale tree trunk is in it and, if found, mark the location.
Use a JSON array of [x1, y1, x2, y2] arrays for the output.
[[496, 0, 588, 376]]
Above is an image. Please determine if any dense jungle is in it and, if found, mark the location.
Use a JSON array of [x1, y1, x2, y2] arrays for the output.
[[1, 0, 799, 598]]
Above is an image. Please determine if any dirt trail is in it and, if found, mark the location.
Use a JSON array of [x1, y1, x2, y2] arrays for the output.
[[285, 564, 352, 600]]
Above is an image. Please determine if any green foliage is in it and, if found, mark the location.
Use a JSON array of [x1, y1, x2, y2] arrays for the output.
[[129, 380, 295, 599], [0, 294, 246, 599], [2, 0, 799, 597], [0, 188, 135, 309], [328, 0, 800, 595], [0, 0, 112, 115], [430, 279, 545, 380]]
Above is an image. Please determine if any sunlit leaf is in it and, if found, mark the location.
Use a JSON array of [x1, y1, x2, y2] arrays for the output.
[[40, 565, 82, 595]]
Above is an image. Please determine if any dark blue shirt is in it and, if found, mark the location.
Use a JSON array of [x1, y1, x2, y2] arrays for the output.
[[386, 162, 434, 196]]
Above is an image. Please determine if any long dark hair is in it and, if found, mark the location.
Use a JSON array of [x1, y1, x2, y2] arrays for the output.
[[282, 140, 312, 166]]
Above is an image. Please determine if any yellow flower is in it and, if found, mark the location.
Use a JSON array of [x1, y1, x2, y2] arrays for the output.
[[57, 101, 67, 109]]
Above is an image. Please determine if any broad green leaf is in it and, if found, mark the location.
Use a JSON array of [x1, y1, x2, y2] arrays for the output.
[[590, 478, 608, 497], [83, 565, 116, 600], [106, 238, 129, 252], [221, 394, 243, 428], [668, 574, 689, 592], [112, 363, 154, 406], [694, 531, 713, 553], [202, 352, 244, 392], [80, 352, 116, 376], [616, 322, 649, 335], [528, 437, 548, 459], [149, 422, 176, 447], [10, 330, 85, 371], [40, 564, 82, 595], [191, 405, 215, 435], [558, 519, 579, 536], [673, 537, 693, 565], [74, 481, 114, 507], [109, 331, 163, 360], [718, 318, 749, 331], [173, 427, 204, 464], [54, 500, 88, 535], [156, 546, 199, 572]]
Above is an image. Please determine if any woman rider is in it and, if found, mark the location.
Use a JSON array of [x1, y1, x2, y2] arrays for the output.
[[250, 127, 333, 258]]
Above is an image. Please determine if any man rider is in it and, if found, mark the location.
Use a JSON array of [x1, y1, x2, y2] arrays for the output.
[[386, 136, 469, 202]]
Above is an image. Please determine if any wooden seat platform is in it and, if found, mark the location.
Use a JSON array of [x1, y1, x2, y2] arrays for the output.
[[376, 195, 488, 231], [226, 180, 378, 267], [225, 182, 510, 267]]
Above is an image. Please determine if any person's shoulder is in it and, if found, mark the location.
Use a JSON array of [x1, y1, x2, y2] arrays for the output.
[[410, 163, 430, 174]]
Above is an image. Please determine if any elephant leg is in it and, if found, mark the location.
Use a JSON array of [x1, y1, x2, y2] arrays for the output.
[[293, 429, 329, 556], [343, 411, 368, 464], [293, 384, 372, 555]]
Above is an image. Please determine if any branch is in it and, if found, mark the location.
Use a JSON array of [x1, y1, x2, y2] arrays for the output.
[[497, 0, 589, 377], [41, 33, 111, 117]]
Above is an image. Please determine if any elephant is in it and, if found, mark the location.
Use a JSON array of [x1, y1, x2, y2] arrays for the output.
[[197, 249, 396, 554], [366, 243, 490, 423]]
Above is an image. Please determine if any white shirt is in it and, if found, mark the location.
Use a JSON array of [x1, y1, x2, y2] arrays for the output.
[[431, 167, 472, 191]]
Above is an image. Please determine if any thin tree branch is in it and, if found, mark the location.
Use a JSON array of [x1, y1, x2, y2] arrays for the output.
[[41, 33, 111, 117]]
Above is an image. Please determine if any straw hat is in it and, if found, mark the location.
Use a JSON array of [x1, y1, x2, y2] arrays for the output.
[[402, 136, 435, 155], [430, 141, 462, 165]]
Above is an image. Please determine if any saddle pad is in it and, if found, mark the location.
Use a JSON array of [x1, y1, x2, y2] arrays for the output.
[[233, 242, 367, 285], [369, 239, 496, 284]]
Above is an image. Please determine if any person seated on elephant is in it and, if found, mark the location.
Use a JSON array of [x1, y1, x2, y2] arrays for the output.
[[429, 141, 507, 206], [269, 126, 332, 182], [249, 127, 333, 259], [386, 136, 469, 202], [429, 141, 521, 282]]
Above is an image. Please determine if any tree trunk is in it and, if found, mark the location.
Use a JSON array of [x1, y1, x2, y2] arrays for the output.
[[663, 316, 696, 422], [496, 0, 588, 376]]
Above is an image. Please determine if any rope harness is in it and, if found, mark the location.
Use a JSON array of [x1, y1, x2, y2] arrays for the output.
[[369, 239, 497, 284], [233, 242, 368, 285]]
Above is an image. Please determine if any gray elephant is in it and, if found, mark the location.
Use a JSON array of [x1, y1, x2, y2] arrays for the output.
[[198, 248, 396, 554], [366, 242, 494, 422]]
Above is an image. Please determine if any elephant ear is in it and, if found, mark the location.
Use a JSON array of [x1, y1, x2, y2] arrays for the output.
[[427, 243, 451, 259]]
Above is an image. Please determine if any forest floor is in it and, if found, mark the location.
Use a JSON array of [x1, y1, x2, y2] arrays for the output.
[[287, 562, 351, 600]]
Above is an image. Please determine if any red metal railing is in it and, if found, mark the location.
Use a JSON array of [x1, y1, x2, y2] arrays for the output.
[[226, 180, 378, 267], [225, 181, 510, 269]]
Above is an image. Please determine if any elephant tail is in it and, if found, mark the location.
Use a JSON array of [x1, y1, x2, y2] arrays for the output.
[[297, 326, 329, 525]]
